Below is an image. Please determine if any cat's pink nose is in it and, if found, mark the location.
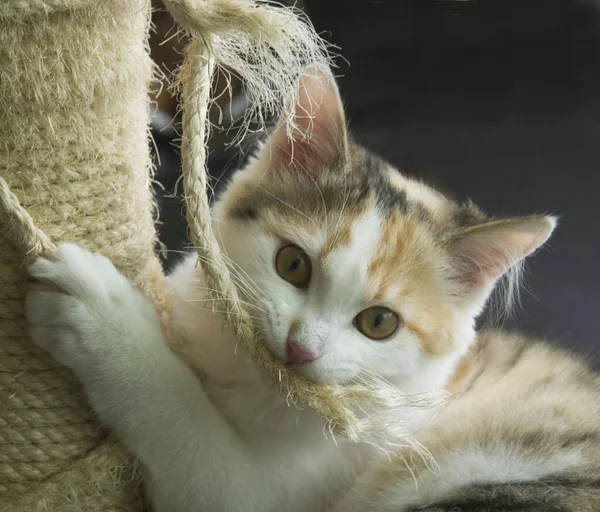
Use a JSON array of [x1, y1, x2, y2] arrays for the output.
[[286, 339, 317, 365]]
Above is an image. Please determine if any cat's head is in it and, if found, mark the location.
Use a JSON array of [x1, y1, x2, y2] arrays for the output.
[[212, 68, 556, 393]]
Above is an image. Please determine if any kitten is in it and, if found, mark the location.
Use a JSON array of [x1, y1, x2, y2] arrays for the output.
[[26, 69, 600, 512]]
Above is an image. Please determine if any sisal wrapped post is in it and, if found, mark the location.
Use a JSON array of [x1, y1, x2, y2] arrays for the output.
[[0, 1, 165, 509]]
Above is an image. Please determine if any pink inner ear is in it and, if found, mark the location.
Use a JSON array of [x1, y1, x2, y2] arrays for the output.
[[269, 68, 346, 174], [450, 216, 556, 296], [455, 242, 513, 290]]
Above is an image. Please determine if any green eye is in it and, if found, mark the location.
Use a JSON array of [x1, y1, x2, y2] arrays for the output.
[[354, 306, 400, 340], [275, 245, 312, 288]]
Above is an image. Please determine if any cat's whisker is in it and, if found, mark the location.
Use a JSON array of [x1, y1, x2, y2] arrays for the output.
[[221, 269, 263, 301], [187, 284, 259, 303], [193, 253, 265, 301], [187, 293, 265, 309], [215, 252, 267, 300], [205, 215, 264, 299], [201, 233, 267, 301], [184, 302, 263, 322], [186, 286, 265, 311], [193, 297, 266, 314]]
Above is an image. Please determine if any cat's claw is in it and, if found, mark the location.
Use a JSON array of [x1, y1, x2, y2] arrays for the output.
[[26, 243, 157, 371]]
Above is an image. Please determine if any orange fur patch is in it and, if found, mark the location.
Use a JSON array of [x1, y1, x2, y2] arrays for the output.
[[367, 212, 427, 301], [367, 212, 456, 356]]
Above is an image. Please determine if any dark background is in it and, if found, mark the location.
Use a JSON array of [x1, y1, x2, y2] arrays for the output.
[[151, 1, 600, 367]]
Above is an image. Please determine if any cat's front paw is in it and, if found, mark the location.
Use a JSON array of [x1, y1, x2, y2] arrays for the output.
[[26, 243, 159, 372]]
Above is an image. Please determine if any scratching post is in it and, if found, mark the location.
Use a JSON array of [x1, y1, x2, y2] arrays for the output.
[[0, 0, 161, 509]]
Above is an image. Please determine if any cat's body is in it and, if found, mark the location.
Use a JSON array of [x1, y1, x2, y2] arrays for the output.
[[338, 330, 600, 511], [165, 259, 600, 512], [25, 68, 600, 511]]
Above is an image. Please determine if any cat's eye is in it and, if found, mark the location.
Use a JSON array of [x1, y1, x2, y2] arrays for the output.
[[354, 306, 400, 340], [275, 244, 312, 288]]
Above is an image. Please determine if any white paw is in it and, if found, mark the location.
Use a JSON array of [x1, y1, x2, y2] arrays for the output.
[[26, 243, 160, 372]]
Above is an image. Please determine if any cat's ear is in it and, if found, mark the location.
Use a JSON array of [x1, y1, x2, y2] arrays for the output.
[[449, 215, 557, 312], [264, 66, 348, 175]]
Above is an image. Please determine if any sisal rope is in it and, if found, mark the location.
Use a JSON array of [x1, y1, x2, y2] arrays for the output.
[[0, 178, 56, 262], [177, 36, 359, 440], [0, 0, 158, 509]]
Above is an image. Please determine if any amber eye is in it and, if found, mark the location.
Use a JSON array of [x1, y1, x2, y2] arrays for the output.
[[354, 306, 400, 340], [275, 245, 312, 288]]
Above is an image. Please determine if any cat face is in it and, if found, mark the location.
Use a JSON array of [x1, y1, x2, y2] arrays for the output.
[[212, 68, 555, 392]]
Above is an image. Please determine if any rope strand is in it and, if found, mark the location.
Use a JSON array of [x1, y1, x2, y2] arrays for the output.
[[0, 176, 56, 261]]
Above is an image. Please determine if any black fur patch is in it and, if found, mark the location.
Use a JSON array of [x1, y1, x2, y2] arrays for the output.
[[414, 479, 588, 511]]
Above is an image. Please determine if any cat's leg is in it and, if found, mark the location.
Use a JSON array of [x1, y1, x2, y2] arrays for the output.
[[26, 244, 271, 512]]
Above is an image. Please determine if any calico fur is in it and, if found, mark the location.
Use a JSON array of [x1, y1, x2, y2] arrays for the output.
[[25, 69, 600, 511]]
